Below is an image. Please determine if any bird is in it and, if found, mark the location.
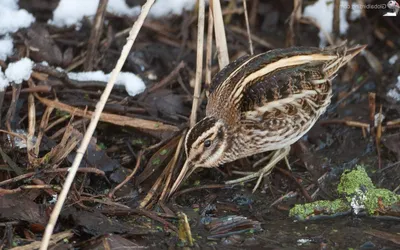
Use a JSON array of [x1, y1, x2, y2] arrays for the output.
[[383, 1, 399, 16], [170, 42, 366, 194]]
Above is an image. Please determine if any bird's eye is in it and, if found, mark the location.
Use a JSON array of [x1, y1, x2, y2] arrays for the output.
[[204, 140, 211, 147]]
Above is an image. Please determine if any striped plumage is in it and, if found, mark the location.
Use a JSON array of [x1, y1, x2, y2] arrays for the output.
[[170, 43, 366, 194]]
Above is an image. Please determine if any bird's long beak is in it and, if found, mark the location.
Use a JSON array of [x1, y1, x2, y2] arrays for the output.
[[169, 160, 196, 196], [344, 44, 367, 63]]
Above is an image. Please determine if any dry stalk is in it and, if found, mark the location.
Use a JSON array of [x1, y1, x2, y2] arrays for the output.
[[376, 105, 383, 169], [286, 0, 302, 47], [139, 134, 183, 208], [212, 0, 230, 68], [27, 91, 36, 163], [368, 92, 376, 135], [108, 151, 143, 199], [333, 0, 340, 39], [139, 173, 163, 208], [39, 1, 155, 249], [190, 0, 206, 127], [29, 83, 55, 156], [205, 4, 214, 93], [14, 231, 73, 250], [249, 0, 259, 28], [242, 0, 253, 55], [160, 133, 185, 201], [35, 95, 178, 132], [44, 112, 66, 132], [84, 0, 109, 70]]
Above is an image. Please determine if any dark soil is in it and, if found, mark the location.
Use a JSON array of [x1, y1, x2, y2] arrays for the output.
[[0, 0, 399, 249]]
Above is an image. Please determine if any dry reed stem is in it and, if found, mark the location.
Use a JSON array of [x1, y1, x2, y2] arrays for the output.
[[35, 95, 178, 132], [242, 0, 253, 55], [27, 91, 36, 163], [39, 1, 155, 249], [205, 4, 214, 93], [139, 173, 162, 208], [15, 231, 73, 250], [44, 112, 66, 132], [190, 0, 206, 127], [160, 133, 185, 201], [0, 167, 105, 187], [212, 0, 230, 68]]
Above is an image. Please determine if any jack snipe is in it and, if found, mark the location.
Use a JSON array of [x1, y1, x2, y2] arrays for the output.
[[170, 42, 366, 194]]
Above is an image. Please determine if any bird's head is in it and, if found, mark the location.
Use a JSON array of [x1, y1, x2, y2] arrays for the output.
[[170, 117, 229, 194], [387, 0, 399, 9]]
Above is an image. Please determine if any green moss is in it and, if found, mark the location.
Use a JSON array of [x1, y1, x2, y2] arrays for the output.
[[290, 166, 400, 219], [364, 188, 400, 214], [289, 199, 350, 220], [337, 166, 374, 200]]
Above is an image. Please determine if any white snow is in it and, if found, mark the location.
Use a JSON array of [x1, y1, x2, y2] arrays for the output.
[[50, 0, 197, 27], [0, 0, 34, 61], [387, 76, 400, 102], [0, 0, 35, 35], [0, 36, 13, 61], [0, 67, 9, 90], [5, 58, 34, 84], [148, 0, 197, 18], [68, 71, 146, 97], [303, 0, 361, 46]]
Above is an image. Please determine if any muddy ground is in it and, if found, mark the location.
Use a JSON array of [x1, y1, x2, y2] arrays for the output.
[[0, 0, 400, 249]]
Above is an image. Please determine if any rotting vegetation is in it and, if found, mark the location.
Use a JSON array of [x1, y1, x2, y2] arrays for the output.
[[0, 0, 399, 249]]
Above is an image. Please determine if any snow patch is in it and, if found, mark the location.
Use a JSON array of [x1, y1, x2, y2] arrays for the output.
[[50, 0, 197, 27], [0, 0, 35, 35], [5, 58, 34, 84], [68, 70, 146, 97], [0, 35, 13, 61], [303, 0, 361, 47], [0, 67, 9, 91], [387, 76, 400, 102]]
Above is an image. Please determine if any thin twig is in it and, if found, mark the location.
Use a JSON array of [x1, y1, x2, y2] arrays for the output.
[[242, 0, 253, 55], [205, 4, 214, 92], [333, 0, 340, 39], [229, 26, 275, 49], [190, 0, 205, 127], [108, 151, 143, 198], [376, 105, 383, 169], [0, 167, 105, 187], [84, 0, 108, 70], [27, 89, 36, 162], [35, 95, 178, 132], [368, 92, 376, 136], [39, 1, 155, 249], [147, 61, 186, 93], [160, 132, 185, 201]]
